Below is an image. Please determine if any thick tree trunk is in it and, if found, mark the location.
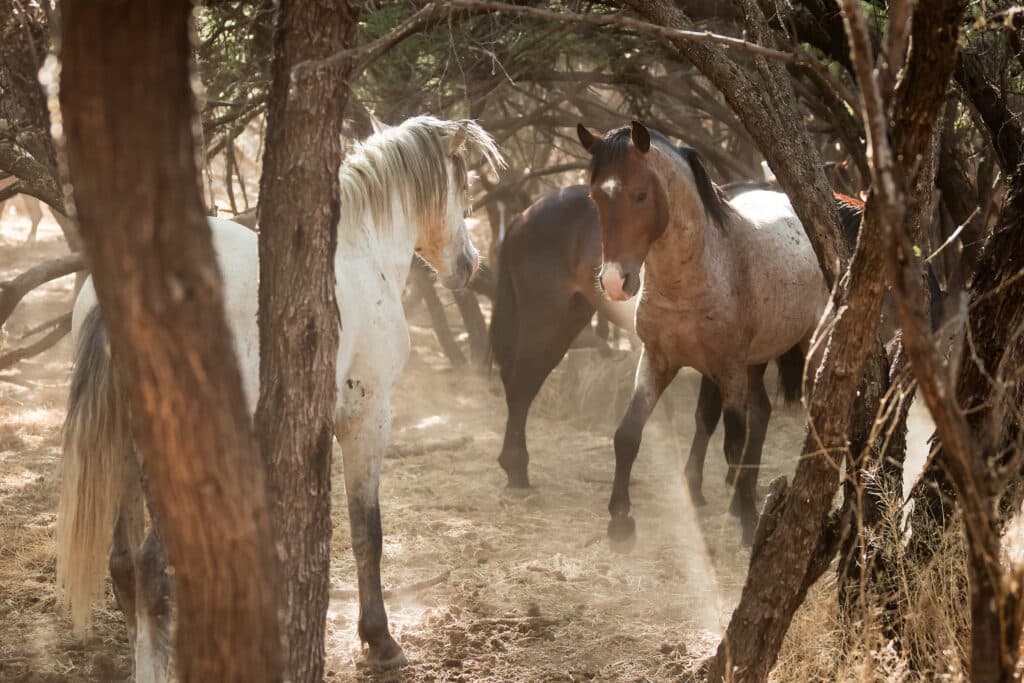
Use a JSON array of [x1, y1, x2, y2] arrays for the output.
[[59, 2, 282, 681], [940, 165, 1024, 681], [255, 1, 359, 680], [707, 200, 889, 682], [705, 0, 968, 678]]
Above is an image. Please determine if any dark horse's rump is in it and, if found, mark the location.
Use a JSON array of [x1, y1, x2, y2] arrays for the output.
[[490, 186, 602, 378], [490, 186, 607, 488]]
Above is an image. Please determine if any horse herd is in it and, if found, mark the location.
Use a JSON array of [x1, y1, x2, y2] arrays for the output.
[[55, 115, 890, 678]]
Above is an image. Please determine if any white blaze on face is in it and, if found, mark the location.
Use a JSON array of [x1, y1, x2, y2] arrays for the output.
[[600, 176, 622, 199], [600, 262, 629, 301]]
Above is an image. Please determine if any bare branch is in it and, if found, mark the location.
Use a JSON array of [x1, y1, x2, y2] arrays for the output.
[[0, 253, 87, 326], [0, 312, 71, 371], [291, 3, 444, 80]]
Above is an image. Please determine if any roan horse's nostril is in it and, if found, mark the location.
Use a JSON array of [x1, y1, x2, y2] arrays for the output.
[[621, 272, 631, 292]]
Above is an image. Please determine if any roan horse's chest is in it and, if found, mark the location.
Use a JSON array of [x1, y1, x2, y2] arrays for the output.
[[634, 295, 733, 377]]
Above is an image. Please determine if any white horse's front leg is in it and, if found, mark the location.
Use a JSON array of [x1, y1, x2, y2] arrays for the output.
[[337, 396, 407, 669]]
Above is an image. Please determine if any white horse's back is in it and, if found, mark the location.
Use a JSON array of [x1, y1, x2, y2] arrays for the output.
[[72, 217, 263, 409]]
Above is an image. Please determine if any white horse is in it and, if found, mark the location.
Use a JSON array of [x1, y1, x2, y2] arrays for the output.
[[56, 115, 504, 680]]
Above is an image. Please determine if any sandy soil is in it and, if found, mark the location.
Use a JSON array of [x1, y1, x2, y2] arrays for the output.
[[0, 207, 932, 682]]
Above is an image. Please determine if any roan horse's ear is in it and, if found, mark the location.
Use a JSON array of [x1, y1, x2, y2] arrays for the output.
[[448, 124, 468, 156], [630, 121, 650, 154], [577, 124, 599, 152]]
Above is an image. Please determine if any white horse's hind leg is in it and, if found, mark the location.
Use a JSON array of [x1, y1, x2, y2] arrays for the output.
[[338, 397, 406, 669], [109, 456, 144, 665]]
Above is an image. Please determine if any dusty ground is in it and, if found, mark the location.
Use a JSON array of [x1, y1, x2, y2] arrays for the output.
[[0, 208, 931, 682]]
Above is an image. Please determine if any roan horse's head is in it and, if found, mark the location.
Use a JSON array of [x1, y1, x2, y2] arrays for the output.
[[577, 120, 669, 301], [411, 117, 505, 289]]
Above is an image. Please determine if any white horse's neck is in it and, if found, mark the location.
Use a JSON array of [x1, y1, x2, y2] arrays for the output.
[[641, 145, 725, 300], [338, 193, 420, 285]]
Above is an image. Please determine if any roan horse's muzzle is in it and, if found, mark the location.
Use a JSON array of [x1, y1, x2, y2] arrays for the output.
[[598, 262, 641, 301]]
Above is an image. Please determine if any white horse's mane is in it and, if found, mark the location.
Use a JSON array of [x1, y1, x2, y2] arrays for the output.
[[338, 115, 504, 237]]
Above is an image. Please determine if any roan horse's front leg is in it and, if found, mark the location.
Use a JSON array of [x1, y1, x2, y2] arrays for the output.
[[338, 399, 407, 669], [608, 347, 679, 552], [681, 375, 723, 506]]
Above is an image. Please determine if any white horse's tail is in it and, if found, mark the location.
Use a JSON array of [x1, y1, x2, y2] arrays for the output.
[[56, 306, 132, 634]]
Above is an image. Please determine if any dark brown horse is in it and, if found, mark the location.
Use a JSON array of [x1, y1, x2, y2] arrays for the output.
[[489, 185, 804, 497]]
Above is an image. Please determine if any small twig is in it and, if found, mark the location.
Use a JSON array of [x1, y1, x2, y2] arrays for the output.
[[330, 570, 450, 600], [0, 312, 71, 371], [925, 206, 978, 263]]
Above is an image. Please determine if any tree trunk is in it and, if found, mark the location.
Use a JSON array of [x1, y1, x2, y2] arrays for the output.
[[255, 1, 359, 680], [944, 163, 1024, 681], [59, 2, 282, 681]]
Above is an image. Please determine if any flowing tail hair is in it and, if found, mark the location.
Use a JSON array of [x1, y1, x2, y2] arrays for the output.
[[56, 306, 132, 634]]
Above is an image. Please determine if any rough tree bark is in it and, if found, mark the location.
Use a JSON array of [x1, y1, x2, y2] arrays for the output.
[[941, 162, 1024, 682], [255, 1, 360, 680], [59, 1, 282, 681], [705, 0, 968, 679]]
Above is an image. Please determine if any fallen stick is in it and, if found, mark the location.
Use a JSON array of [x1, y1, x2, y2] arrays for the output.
[[469, 616, 561, 629], [330, 570, 450, 600], [389, 435, 472, 458], [0, 374, 37, 389]]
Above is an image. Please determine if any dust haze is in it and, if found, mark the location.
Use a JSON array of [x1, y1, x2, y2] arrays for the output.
[[0, 206, 934, 681]]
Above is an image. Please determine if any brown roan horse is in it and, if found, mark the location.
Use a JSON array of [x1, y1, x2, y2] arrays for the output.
[[489, 185, 804, 496], [578, 121, 828, 546]]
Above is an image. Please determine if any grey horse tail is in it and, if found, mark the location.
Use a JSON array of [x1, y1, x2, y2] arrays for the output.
[[56, 306, 132, 634], [776, 344, 805, 405]]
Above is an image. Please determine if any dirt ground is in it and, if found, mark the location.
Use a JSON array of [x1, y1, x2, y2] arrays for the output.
[[0, 208, 931, 682]]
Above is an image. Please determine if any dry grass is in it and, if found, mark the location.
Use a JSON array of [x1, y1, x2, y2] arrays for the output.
[[773, 477, 973, 682]]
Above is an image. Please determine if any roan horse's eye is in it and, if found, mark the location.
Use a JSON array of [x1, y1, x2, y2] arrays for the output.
[[636, 191, 648, 203]]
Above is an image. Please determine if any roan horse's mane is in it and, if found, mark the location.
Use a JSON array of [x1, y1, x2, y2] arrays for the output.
[[588, 126, 736, 229], [339, 115, 503, 237]]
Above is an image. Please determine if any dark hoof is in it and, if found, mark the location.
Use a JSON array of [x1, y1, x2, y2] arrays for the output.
[[607, 515, 637, 553], [364, 635, 408, 670], [504, 473, 530, 489], [498, 454, 530, 489], [686, 478, 707, 507]]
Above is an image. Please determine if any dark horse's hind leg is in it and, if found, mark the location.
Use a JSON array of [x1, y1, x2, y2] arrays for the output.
[[110, 454, 170, 680], [727, 364, 771, 545], [683, 375, 722, 506], [498, 296, 594, 488], [608, 347, 679, 551]]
